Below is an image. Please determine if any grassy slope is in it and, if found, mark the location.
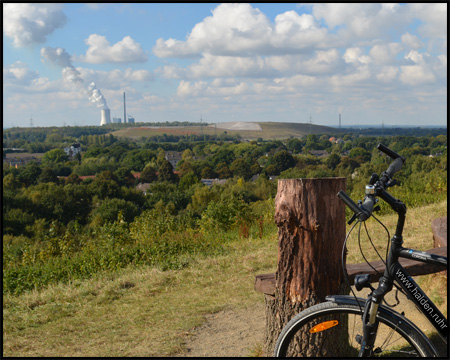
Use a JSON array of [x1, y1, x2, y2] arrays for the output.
[[110, 122, 337, 140], [3, 201, 446, 357]]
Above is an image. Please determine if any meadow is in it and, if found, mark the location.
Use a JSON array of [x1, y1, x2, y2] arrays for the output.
[[3, 200, 447, 357]]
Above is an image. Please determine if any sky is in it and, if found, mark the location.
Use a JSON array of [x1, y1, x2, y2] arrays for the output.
[[3, 3, 448, 128]]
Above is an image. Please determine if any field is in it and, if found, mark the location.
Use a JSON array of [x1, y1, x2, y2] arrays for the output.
[[3, 201, 447, 357], [110, 121, 337, 140]]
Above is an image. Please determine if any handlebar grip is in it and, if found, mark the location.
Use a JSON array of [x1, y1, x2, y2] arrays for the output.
[[385, 157, 404, 178], [360, 196, 375, 217], [337, 190, 361, 215], [377, 143, 402, 160]]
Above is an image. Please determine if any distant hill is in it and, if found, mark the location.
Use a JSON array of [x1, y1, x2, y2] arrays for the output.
[[110, 121, 338, 140]]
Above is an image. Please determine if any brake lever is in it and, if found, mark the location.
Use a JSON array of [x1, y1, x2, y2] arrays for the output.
[[348, 214, 357, 225]]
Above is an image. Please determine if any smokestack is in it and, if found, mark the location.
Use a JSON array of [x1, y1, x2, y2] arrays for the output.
[[123, 92, 126, 124], [100, 108, 111, 126]]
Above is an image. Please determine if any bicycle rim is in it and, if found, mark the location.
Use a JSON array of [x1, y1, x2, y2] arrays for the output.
[[274, 302, 432, 357]]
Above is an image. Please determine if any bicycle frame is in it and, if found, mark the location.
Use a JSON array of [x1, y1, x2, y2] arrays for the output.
[[391, 249, 448, 340], [358, 184, 447, 355]]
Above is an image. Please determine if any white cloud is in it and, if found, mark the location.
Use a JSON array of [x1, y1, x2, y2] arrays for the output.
[[312, 3, 404, 40], [153, 3, 330, 58], [401, 33, 424, 50], [376, 66, 399, 83], [177, 80, 208, 97], [343, 47, 370, 64], [3, 3, 67, 47], [78, 34, 148, 64], [3, 62, 39, 85], [399, 65, 436, 86], [408, 3, 447, 39], [369, 43, 403, 65], [404, 51, 424, 65]]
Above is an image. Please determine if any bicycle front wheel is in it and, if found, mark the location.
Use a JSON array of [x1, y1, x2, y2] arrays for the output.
[[274, 300, 435, 357]]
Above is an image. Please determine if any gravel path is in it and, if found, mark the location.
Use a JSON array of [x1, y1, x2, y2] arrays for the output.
[[177, 303, 266, 357]]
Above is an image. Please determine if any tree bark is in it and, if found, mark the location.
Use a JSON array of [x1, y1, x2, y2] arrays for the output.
[[263, 177, 348, 356]]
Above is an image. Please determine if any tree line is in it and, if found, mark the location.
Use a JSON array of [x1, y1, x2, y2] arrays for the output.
[[2, 131, 447, 294]]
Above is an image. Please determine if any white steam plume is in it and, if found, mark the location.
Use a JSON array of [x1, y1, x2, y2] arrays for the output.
[[41, 46, 108, 108]]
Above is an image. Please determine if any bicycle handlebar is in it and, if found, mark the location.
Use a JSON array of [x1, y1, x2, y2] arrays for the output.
[[338, 143, 405, 222]]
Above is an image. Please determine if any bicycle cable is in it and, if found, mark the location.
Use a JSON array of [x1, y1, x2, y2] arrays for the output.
[[368, 213, 406, 307], [341, 219, 363, 313], [358, 221, 383, 277]]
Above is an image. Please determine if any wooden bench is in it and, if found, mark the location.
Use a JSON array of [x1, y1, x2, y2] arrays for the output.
[[255, 217, 447, 296]]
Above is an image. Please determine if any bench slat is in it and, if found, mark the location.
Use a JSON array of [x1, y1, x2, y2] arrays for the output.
[[255, 246, 447, 296]]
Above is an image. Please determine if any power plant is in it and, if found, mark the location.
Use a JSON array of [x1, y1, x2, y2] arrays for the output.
[[100, 107, 111, 125], [100, 91, 135, 126]]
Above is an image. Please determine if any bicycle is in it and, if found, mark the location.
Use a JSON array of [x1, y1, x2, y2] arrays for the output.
[[274, 143, 447, 357]]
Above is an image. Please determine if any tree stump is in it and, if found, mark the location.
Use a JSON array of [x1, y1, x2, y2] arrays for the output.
[[263, 178, 348, 356]]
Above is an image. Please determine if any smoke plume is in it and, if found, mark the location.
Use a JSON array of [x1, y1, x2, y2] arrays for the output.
[[41, 46, 108, 108]]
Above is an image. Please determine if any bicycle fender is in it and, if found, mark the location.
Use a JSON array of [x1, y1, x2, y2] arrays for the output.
[[326, 295, 440, 357]]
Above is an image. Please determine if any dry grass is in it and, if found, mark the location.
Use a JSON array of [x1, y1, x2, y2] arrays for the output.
[[110, 122, 335, 141], [3, 201, 446, 357]]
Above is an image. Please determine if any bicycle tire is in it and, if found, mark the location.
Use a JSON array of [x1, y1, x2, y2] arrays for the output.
[[274, 298, 436, 357]]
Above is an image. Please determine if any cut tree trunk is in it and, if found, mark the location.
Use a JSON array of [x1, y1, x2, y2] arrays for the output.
[[263, 177, 348, 356]]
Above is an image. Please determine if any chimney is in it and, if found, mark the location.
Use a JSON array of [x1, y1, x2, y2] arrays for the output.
[[123, 92, 126, 124], [100, 108, 111, 126]]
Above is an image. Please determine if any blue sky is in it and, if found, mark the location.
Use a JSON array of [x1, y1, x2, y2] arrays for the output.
[[3, 3, 447, 128]]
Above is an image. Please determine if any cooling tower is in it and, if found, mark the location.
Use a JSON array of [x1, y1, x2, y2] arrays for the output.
[[100, 108, 111, 126]]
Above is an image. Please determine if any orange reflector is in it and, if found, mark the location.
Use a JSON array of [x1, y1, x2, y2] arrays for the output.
[[309, 320, 339, 333]]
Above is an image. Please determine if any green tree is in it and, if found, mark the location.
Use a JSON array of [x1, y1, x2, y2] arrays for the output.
[[17, 161, 42, 186], [38, 167, 59, 184], [89, 198, 139, 227], [65, 173, 82, 185], [349, 147, 371, 162], [41, 148, 69, 166], [216, 162, 232, 179], [89, 171, 121, 199], [114, 167, 136, 187], [140, 165, 158, 183], [179, 171, 199, 191], [287, 138, 303, 154], [271, 150, 296, 174], [326, 153, 341, 170], [158, 160, 177, 183], [3, 173, 21, 190], [230, 158, 252, 180]]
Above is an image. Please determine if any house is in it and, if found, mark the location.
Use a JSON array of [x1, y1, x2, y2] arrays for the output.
[[64, 143, 82, 158], [165, 151, 183, 169], [136, 183, 151, 195], [3, 153, 43, 167], [309, 150, 329, 157], [200, 178, 228, 187]]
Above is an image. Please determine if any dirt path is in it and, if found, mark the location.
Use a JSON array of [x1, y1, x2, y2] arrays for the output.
[[175, 284, 447, 358], [177, 303, 266, 357]]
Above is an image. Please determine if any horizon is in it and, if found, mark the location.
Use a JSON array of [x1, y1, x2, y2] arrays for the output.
[[3, 121, 447, 131], [3, 3, 447, 128]]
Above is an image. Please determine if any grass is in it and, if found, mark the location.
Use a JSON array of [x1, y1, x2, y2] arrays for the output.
[[3, 201, 446, 357], [110, 121, 336, 141]]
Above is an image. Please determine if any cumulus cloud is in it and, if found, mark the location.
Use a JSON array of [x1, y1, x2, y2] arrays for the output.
[[343, 47, 371, 64], [312, 3, 404, 40], [153, 3, 330, 58], [3, 3, 67, 47], [401, 33, 424, 50], [78, 34, 148, 64], [3, 61, 39, 85], [399, 65, 436, 86]]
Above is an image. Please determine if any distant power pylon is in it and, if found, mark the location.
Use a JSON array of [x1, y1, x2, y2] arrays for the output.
[[29, 116, 33, 127]]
